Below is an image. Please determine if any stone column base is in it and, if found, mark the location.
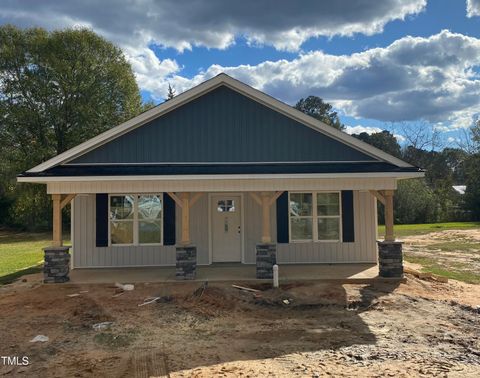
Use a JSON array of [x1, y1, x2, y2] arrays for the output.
[[43, 246, 71, 283], [256, 243, 277, 279], [378, 241, 403, 278], [176, 245, 197, 280]]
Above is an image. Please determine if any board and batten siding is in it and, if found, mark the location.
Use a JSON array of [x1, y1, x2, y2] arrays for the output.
[[72, 194, 209, 268], [72, 191, 377, 268], [277, 191, 377, 263]]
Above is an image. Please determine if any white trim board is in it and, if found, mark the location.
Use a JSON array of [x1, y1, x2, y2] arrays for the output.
[[26, 73, 414, 174], [18, 171, 424, 184]]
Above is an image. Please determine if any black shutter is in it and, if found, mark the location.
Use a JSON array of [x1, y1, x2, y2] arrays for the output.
[[341, 190, 355, 242], [163, 193, 176, 245], [95, 193, 109, 247], [276, 191, 289, 243]]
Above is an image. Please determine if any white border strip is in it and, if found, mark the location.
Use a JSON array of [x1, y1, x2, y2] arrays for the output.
[[18, 171, 424, 183]]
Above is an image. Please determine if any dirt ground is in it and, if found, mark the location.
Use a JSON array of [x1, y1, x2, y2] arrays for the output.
[[0, 269, 479, 377], [402, 229, 480, 280]]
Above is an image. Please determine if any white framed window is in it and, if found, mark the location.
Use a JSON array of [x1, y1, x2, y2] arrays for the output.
[[289, 191, 342, 242], [109, 194, 163, 246]]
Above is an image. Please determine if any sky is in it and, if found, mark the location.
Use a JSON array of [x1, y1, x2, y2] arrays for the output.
[[1, 0, 480, 146]]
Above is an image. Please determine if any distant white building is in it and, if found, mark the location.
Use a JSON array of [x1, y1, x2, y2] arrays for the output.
[[452, 185, 466, 195]]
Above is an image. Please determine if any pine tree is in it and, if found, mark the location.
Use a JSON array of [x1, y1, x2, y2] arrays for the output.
[[166, 83, 176, 101]]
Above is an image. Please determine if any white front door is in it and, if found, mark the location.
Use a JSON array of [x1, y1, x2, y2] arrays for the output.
[[211, 195, 242, 262]]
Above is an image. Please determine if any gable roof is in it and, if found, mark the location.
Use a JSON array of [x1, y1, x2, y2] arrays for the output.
[[68, 85, 377, 165], [26, 73, 414, 173]]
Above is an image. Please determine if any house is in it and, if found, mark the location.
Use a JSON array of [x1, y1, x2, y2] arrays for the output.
[[18, 73, 423, 282]]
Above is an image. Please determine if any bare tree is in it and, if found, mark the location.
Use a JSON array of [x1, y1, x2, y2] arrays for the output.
[[397, 121, 443, 151]]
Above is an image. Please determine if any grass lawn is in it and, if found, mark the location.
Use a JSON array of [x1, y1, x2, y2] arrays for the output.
[[0, 230, 70, 285], [378, 221, 480, 238], [405, 254, 480, 284]]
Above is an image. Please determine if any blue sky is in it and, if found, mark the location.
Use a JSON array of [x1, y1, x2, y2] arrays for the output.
[[1, 0, 480, 146]]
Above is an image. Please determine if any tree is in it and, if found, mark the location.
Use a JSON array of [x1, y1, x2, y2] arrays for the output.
[[393, 179, 437, 224], [463, 122, 480, 220], [0, 25, 144, 229], [353, 130, 402, 158], [165, 83, 176, 101], [471, 119, 480, 148], [294, 96, 344, 130]]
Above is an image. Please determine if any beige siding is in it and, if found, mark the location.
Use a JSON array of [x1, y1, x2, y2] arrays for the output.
[[48, 176, 397, 194], [277, 191, 377, 263], [243, 194, 276, 263], [72, 194, 209, 268], [72, 190, 377, 268]]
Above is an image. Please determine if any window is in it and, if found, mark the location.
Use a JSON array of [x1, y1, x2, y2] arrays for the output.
[[217, 199, 235, 212], [289, 192, 341, 242], [109, 194, 163, 245]]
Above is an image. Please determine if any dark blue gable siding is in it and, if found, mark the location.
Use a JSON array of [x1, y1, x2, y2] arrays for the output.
[[71, 86, 377, 164]]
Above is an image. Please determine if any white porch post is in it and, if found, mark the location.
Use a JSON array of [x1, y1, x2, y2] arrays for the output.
[[370, 189, 395, 241], [180, 192, 190, 245], [383, 190, 395, 242], [52, 194, 62, 247], [260, 192, 272, 243], [51, 193, 77, 246]]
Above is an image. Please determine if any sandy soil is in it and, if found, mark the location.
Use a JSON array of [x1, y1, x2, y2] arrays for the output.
[[0, 271, 479, 377], [402, 229, 480, 276]]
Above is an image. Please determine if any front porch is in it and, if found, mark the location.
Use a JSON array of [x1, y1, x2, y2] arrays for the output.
[[68, 263, 402, 284]]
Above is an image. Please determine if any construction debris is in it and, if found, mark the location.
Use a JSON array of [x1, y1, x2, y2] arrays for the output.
[[115, 282, 134, 291], [112, 291, 125, 298], [404, 267, 448, 283], [138, 297, 161, 307], [30, 335, 49, 343], [232, 284, 261, 293], [432, 274, 449, 283], [66, 293, 80, 297], [193, 282, 208, 298], [92, 322, 114, 331]]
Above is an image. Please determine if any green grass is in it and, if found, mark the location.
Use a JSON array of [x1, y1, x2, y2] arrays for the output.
[[0, 230, 70, 285], [378, 222, 480, 238], [405, 254, 480, 284], [425, 242, 480, 252]]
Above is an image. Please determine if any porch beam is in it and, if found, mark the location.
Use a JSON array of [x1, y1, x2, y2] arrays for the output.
[[249, 192, 262, 206], [180, 192, 190, 245], [52, 194, 62, 247], [369, 190, 386, 205], [383, 190, 395, 242], [167, 192, 183, 209], [189, 192, 204, 208], [269, 191, 284, 206], [60, 194, 76, 209]]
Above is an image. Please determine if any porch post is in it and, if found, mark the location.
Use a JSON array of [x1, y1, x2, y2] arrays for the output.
[[45, 193, 75, 283], [180, 192, 190, 245], [52, 194, 62, 247], [384, 190, 395, 242], [372, 189, 403, 278], [175, 192, 196, 280], [260, 192, 272, 243]]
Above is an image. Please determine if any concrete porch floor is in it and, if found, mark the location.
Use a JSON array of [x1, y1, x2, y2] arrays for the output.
[[68, 263, 401, 284]]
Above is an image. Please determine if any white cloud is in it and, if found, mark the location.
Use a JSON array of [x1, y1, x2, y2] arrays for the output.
[[160, 30, 480, 131], [467, 0, 480, 17], [344, 125, 382, 135], [345, 125, 406, 142], [0, 0, 427, 102], [2, 2, 478, 131], [0, 0, 426, 52]]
